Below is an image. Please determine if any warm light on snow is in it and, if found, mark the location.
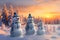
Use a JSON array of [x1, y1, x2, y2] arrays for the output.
[[0, 30, 7, 34]]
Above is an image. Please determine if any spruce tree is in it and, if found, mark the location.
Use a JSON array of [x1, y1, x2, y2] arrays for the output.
[[1, 4, 9, 26]]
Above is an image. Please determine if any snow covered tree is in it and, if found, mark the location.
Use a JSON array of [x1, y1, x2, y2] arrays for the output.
[[9, 5, 14, 16], [25, 14, 35, 35], [1, 4, 9, 26], [10, 12, 21, 37], [0, 14, 2, 28], [8, 14, 12, 27], [8, 5, 14, 26]]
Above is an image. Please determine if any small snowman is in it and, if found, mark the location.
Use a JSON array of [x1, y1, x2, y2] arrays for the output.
[[37, 19, 45, 35]]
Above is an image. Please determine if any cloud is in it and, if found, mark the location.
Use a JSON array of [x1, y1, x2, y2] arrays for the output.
[[0, 0, 60, 17], [0, 0, 60, 6], [0, 0, 38, 6]]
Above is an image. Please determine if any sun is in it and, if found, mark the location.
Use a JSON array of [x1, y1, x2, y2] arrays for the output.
[[46, 15, 50, 18], [42, 13, 53, 19]]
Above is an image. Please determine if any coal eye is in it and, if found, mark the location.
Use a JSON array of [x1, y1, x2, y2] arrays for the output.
[[17, 18, 19, 20]]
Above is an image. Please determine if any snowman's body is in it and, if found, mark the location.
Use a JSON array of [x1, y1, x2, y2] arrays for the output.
[[25, 14, 35, 35], [10, 13, 21, 37]]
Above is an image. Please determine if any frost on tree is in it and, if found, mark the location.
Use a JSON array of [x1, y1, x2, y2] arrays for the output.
[[0, 14, 2, 27], [37, 19, 44, 35], [10, 12, 21, 37], [25, 14, 35, 35], [1, 4, 9, 26], [8, 14, 12, 26], [8, 5, 14, 26]]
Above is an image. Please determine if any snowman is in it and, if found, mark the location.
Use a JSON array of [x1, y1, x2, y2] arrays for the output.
[[10, 12, 21, 37], [25, 14, 35, 35], [37, 19, 45, 35]]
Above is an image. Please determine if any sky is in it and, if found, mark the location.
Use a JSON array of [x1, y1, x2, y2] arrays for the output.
[[0, 0, 60, 17]]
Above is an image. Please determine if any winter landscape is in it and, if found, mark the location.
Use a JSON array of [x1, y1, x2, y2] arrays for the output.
[[0, 12, 60, 40], [0, 0, 60, 40]]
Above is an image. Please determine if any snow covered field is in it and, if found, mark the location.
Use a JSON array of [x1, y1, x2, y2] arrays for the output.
[[0, 31, 60, 40], [0, 24, 60, 40]]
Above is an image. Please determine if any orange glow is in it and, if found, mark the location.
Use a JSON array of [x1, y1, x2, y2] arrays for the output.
[[0, 30, 7, 34], [42, 13, 54, 19]]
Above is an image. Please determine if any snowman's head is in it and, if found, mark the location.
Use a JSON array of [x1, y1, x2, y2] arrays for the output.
[[13, 12, 20, 22], [27, 14, 34, 23], [13, 12, 18, 18]]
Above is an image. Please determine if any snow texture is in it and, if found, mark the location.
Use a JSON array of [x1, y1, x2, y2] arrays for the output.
[[0, 24, 60, 40]]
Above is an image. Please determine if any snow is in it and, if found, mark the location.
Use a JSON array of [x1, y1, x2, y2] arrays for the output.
[[0, 30, 7, 34], [0, 32, 60, 40], [0, 24, 60, 40], [0, 31, 60, 40]]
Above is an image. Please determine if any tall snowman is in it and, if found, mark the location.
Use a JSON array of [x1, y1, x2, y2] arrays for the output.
[[10, 12, 21, 37], [25, 14, 35, 35], [37, 19, 45, 35]]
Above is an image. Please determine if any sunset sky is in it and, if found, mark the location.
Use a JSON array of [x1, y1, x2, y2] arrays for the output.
[[0, 0, 60, 18]]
